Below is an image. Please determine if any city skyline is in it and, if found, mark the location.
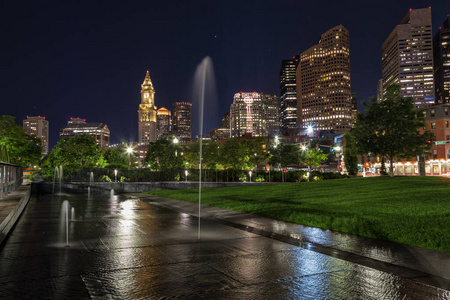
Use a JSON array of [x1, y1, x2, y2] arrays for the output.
[[2, 1, 450, 149]]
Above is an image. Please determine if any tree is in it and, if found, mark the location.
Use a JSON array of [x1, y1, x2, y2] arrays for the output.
[[219, 138, 267, 171], [0, 115, 42, 167], [268, 144, 300, 169], [143, 137, 183, 171], [300, 148, 328, 170], [103, 146, 128, 169], [353, 84, 433, 177], [343, 132, 358, 176], [43, 134, 103, 170]]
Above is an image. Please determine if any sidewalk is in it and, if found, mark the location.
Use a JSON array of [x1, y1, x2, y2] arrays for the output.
[[135, 193, 450, 292], [0, 185, 31, 246]]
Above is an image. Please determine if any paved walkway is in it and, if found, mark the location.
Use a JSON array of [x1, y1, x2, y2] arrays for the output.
[[136, 193, 450, 291], [0, 185, 30, 246], [0, 189, 449, 298]]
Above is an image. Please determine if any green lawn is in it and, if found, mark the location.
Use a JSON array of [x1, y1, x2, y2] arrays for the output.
[[146, 176, 450, 253]]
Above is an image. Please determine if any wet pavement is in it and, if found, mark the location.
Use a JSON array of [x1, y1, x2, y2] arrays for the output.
[[0, 191, 449, 299]]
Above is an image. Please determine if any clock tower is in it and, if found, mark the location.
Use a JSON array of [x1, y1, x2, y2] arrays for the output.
[[138, 71, 157, 144]]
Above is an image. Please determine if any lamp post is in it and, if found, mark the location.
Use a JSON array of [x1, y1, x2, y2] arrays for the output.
[[185, 169, 188, 182], [249, 170, 252, 182], [127, 147, 132, 169], [114, 169, 118, 182], [173, 137, 179, 156]]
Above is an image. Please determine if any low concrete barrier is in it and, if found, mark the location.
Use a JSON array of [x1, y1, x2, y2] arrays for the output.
[[50, 181, 271, 194], [0, 187, 30, 246]]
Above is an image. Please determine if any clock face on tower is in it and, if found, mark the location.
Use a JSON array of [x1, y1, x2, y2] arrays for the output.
[[144, 93, 149, 98]]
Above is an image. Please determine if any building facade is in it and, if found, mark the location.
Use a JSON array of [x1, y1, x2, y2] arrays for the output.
[[296, 25, 353, 134], [156, 107, 172, 139], [23, 116, 49, 155], [434, 16, 450, 104], [280, 56, 299, 134], [138, 71, 157, 144], [230, 92, 265, 138], [262, 93, 282, 136], [60, 117, 110, 148], [172, 102, 192, 142], [381, 8, 434, 107]]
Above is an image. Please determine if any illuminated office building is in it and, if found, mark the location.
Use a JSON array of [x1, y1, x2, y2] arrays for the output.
[[60, 117, 110, 148], [172, 102, 192, 142], [230, 92, 265, 137], [280, 55, 299, 134], [297, 25, 353, 134], [23, 116, 49, 155], [262, 93, 282, 136], [381, 8, 434, 107], [156, 107, 172, 139], [138, 71, 157, 144], [434, 15, 450, 104]]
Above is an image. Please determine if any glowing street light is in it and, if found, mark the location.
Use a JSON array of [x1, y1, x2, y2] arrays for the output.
[[185, 169, 188, 182], [127, 147, 133, 169], [249, 170, 252, 182], [114, 169, 118, 182]]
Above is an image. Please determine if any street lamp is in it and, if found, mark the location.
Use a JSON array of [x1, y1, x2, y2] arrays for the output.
[[249, 170, 252, 182], [127, 147, 133, 169], [114, 169, 118, 182], [173, 137, 179, 156], [185, 169, 188, 182]]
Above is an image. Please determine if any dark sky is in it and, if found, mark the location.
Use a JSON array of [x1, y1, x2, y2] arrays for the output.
[[2, 0, 450, 149]]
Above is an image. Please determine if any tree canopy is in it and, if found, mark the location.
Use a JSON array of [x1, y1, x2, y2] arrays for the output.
[[0, 115, 42, 167], [143, 137, 183, 171], [41, 134, 103, 171], [352, 84, 433, 176]]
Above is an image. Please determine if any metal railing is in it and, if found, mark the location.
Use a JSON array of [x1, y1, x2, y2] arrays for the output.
[[0, 163, 23, 199]]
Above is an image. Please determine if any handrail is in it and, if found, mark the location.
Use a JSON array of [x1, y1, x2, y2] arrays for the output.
[[0, 163, 23, 199]]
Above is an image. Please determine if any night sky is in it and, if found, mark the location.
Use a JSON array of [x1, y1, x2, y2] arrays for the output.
[[2, 0, 450, 149]]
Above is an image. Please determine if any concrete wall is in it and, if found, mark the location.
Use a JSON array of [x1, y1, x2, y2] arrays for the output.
[[46, 181, 270, 194]]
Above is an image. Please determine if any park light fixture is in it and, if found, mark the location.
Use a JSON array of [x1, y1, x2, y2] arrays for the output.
[[173, 137, 179, 144], [301, 145, 307, 151], [126, 147, 133, 169], [334, 146, 341, 152], [114, 169, 118, 182], [249, 170, 252, 182]]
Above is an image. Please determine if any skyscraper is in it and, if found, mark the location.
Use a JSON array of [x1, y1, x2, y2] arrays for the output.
[[60, 117, 110, 148], [138, 71, 157, 144], [262, 93, 282, 136], [156, 107, 172, 139], [381, 8, 434, 107], [230, 92, 265, 138], [280, 56, 299, 135], [434, 15, 450, 104], [172, 102, 192, 142], [23, 116, 49, 155], [296, 25, 353, 134]]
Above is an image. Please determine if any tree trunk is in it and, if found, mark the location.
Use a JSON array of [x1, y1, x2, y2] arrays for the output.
[[389, 155, 394, 177]]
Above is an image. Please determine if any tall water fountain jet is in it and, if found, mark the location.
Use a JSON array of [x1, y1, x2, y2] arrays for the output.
[[60, 200, 70, 247], [53, 165, 63, 194], [193, 56, 217, 239]]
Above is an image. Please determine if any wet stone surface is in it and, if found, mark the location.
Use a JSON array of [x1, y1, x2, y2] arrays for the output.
[[0, 192, 449, 299]]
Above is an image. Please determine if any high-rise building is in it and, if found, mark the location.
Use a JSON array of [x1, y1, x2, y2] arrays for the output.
[[210, 111, 231, 141], [262, 93, 282, 136], [381, 8, 434, 107], [156, 107, 172, 139], [60, 117, 110, 148], [23, 116, 49, 155], [351, 92, 358, 123], [434, 15, 450, 104], [296, 25, 353, 134], [172, 102, 192, 142], [230, 92, 265, 137], [222, 111, 230, 129], [280, 56, 299, 135], [138, 71, 157, 144], [377, 79, 383, 102]]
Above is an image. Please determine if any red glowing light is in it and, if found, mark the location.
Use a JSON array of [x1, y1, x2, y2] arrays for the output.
[[440, 27, 442, 30], [292, 56, 295, 59], [409, 8, 412, 11], [70, 117, 73, 120], [84, 119, 86, 121], [429, 6, 431, 9]]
